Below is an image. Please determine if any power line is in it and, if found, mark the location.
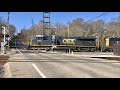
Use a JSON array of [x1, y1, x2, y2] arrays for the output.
[[86, 12, 110, 22]]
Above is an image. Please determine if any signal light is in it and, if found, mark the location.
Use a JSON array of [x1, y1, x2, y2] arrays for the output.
[[0, 33, 3, 37], [0, 34, 9, 37]]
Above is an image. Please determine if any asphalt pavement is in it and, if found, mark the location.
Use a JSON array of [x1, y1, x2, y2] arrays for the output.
[[7, 50, 120, 78]]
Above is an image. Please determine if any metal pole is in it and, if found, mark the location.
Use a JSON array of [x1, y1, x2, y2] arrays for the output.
[[42, 12, 44, 41], [7, 12, 10, 49], [117, 41, 119, 45], [15, 36, 16, 48], [4, 30, 5, 43], [55, 27, 57, 45], [51, 39, 53, 52], [1, 26, 6, 54], [29, 30, 30, 46], [3, 29, 5, 54], [68, 25, 70, 53], [69, 48, 70, 54], [68, 25, 69, 37], [32, 18, 34, 37]]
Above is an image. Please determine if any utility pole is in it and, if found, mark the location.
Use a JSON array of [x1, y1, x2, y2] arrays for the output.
[[68, 25, 70, 37], [67, 25, 71, 54], [28, 30, 30, 49], [32, 18, 34, 37], [15, 36, 16, 48], [7, 12, 10, 49]]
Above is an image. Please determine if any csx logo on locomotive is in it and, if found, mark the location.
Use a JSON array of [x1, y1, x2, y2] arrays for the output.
[[62, 39, 76, 44]]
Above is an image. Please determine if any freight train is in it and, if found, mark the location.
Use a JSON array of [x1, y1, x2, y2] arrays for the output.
[[27, 35, 120, 52], [28, 35, 97, 51]]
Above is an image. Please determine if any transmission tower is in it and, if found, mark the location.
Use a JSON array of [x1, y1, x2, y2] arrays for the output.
[[43, 12, 50, 36]]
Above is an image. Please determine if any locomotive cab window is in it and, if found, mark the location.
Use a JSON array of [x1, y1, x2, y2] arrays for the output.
[[36, 37, 42, 40], [43, 36, 48, 40]]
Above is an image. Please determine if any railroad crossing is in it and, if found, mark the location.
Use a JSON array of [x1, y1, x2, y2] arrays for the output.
[[0, 33, 120, 78], [1, 12, 120, 78]]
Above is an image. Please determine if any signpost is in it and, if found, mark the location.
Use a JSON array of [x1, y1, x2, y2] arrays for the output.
[[1, 26, 7, 54], [52, 35, 56, 52]]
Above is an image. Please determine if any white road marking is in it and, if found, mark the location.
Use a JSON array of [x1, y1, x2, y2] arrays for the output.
[[16, 48, 22, 54], [32, 63, 47, 78]]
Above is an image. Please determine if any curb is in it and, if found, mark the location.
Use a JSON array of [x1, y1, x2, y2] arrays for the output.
[[3, 63, 12, 78]]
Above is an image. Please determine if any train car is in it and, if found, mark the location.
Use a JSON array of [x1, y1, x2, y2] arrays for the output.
[[105, 37, 120, 52]]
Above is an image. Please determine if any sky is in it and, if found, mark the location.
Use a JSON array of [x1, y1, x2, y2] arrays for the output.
[[0, 12, 119, 34]]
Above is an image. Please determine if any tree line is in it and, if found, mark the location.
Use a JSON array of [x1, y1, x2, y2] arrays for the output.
[[19, 16, 120, 48]]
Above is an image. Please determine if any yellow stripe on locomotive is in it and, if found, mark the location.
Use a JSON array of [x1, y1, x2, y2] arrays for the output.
[[62, 39, 76, 44], [30, 39, 36, 46]]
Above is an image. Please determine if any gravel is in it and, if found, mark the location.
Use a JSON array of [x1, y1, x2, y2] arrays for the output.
[[0, 55, 10, 78]]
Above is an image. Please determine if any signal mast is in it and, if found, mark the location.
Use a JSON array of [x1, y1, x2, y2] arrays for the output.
[[43, 12, 50, 37]]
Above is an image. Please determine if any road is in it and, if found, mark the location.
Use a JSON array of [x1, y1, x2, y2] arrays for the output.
[[7, 50, 120, 78]]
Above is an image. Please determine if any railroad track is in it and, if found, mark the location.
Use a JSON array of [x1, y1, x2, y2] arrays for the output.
[[0, 55, 9, 65]]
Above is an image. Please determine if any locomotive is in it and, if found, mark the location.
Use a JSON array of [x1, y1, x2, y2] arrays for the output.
[[28, 35, 97, 51]]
